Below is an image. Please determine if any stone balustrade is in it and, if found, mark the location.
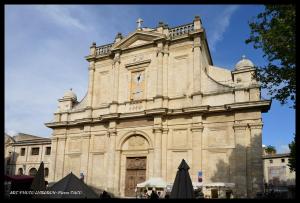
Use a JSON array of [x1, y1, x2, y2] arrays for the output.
[[169, 23, 194, 38], [95, 43, 113, 56]]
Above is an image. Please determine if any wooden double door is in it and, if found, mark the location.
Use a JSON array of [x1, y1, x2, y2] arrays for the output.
[[125, 157, 146, 197]]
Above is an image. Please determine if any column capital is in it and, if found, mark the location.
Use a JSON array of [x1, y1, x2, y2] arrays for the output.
[[248, 123, 263, 129], [162, 128, 169, 133], [57, 137, 67, 141], [113, 55, 121, 65], [153, 127, 163, 133], [81, 134, 91, 139], [233, 123, 248, 131], [50, 137, 59, 142], [88, 66, 95, 71], [191, 125, 204, 132], [107, 129, 117, 137], [156, 48, 164, 56]]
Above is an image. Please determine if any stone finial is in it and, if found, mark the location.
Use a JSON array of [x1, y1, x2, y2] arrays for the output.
[[115, 32, 123, 43], [242, 54, 246, 59], [136, 18, 144, 30], [158, 21, 164, 27], [115, 32, 123, 39], [193, 15, 202, 29]]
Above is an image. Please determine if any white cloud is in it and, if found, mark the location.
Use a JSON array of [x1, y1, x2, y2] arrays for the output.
[[208, 5, 239, 52], [34, 5, 88, 31], [5, 5, 141, 138]]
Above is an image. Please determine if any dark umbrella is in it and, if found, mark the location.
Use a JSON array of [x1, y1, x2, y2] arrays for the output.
[[47, 172, 98, 198], [170, 159, 195, 199], [30, 161, 46, 191], [30, 161, 46, 198]]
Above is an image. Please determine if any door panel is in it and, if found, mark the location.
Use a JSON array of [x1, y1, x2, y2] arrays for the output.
[[125, 157, 146, 197]]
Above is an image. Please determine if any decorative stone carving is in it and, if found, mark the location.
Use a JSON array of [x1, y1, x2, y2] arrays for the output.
[[128, 136, 145, 146]]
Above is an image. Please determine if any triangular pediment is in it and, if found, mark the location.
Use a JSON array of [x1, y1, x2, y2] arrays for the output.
[[111, 30, 165, 50]]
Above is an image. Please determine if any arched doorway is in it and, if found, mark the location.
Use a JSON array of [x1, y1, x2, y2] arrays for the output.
[[29, 168, 37, 176], [119, 133, 153, 197], [18, 168, 23, 175]]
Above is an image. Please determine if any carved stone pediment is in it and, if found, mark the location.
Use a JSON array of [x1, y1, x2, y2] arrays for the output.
[[111, 30, 165, 51]]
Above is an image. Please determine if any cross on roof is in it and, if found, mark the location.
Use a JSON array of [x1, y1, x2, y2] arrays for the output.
[[136, 18, 143, 29]]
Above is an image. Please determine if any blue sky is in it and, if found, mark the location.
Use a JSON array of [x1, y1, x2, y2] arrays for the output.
[[5, 5, 295, 153]]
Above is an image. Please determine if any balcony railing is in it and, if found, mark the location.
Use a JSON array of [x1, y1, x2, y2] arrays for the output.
[[169, 23, 194, 38], [95, 43, 113, 56]]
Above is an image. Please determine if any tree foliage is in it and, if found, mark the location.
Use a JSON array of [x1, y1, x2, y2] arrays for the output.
[[246, 5, 295, 108], [288, 135, 296, 172], [264, 145, 276, 154]]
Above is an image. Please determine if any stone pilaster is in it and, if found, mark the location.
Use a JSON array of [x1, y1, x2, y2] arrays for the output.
[[113, 52, 121, 103], [56, 136, 67, 181], [156, 42, 164, 97], [80, 128, 91, 184], [87, 61, 95, 108], [161, 128, 169, 181], [153, 127, 162, 177], [248, 123, 264, 197], [191, 123, 204, 182], [233, 123, 248, 198], [153, 116, 163, 178], [49, 137, 58, 182], [162, 43, 169, 105], [106, 122, 117, 193], [192, 34, 202, 106], [114, 149, 121, 195]]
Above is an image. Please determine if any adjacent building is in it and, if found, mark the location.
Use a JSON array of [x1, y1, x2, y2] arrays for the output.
[[262, 153, 295, 191], [5, 133, 51, 181], [42, 16, 271, 198]]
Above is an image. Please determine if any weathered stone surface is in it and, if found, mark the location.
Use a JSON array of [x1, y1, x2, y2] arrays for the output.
[[44, 17, 271, 198]]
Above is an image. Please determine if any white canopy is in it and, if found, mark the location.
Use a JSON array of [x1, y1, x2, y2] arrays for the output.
[[203, 182, 235, 188], [136, 177, 167, 188]]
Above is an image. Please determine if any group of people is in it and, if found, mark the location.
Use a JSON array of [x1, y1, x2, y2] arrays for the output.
[[139, 188, 166, 199]]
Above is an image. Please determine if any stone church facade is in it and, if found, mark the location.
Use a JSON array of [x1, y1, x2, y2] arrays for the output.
[[45, 16, 271, 198]]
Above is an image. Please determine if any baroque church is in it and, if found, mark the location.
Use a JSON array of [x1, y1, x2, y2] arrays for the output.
[[45, 16, 271, 198]]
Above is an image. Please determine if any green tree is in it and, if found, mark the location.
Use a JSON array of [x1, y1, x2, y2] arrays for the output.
[[246, 5, 295, 108], [288, 135, 296, 172], [264, 145, 276, 155]]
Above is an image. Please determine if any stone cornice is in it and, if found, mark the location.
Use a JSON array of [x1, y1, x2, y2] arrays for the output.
[[232, 67, 256, 74], [45, 100, 271, 129], [191, 124, 204, 132], [248, 123, 263, 129], [233, 123, 248, 130], [226, 100, 271, 112]]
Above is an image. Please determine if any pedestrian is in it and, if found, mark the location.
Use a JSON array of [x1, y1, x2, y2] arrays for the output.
[[100, 190, 111, 199], [143, 189, 149, 198], [150, 188, 159, 199]]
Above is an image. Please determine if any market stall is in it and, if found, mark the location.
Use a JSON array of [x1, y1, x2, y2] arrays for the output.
[[136, 177, 167, 198]]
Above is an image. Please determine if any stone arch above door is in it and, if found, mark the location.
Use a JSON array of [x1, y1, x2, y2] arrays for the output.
[[117, 130, 153, 150]]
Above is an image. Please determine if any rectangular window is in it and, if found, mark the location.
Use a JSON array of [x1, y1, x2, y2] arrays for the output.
[[20, 148, 26, 156], [31, 147, 39, 155], [45, 147, 51, 155], [269, 159, 273, 164], [281, 158, 285, 163]]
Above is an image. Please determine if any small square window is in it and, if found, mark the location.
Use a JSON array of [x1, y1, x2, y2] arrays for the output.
[[269, 159, 273, 164], [31, 147, 39, 155], [281, 159, 285, 163], [45, 147, 51, 155], [21, 148, 26, 156]]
